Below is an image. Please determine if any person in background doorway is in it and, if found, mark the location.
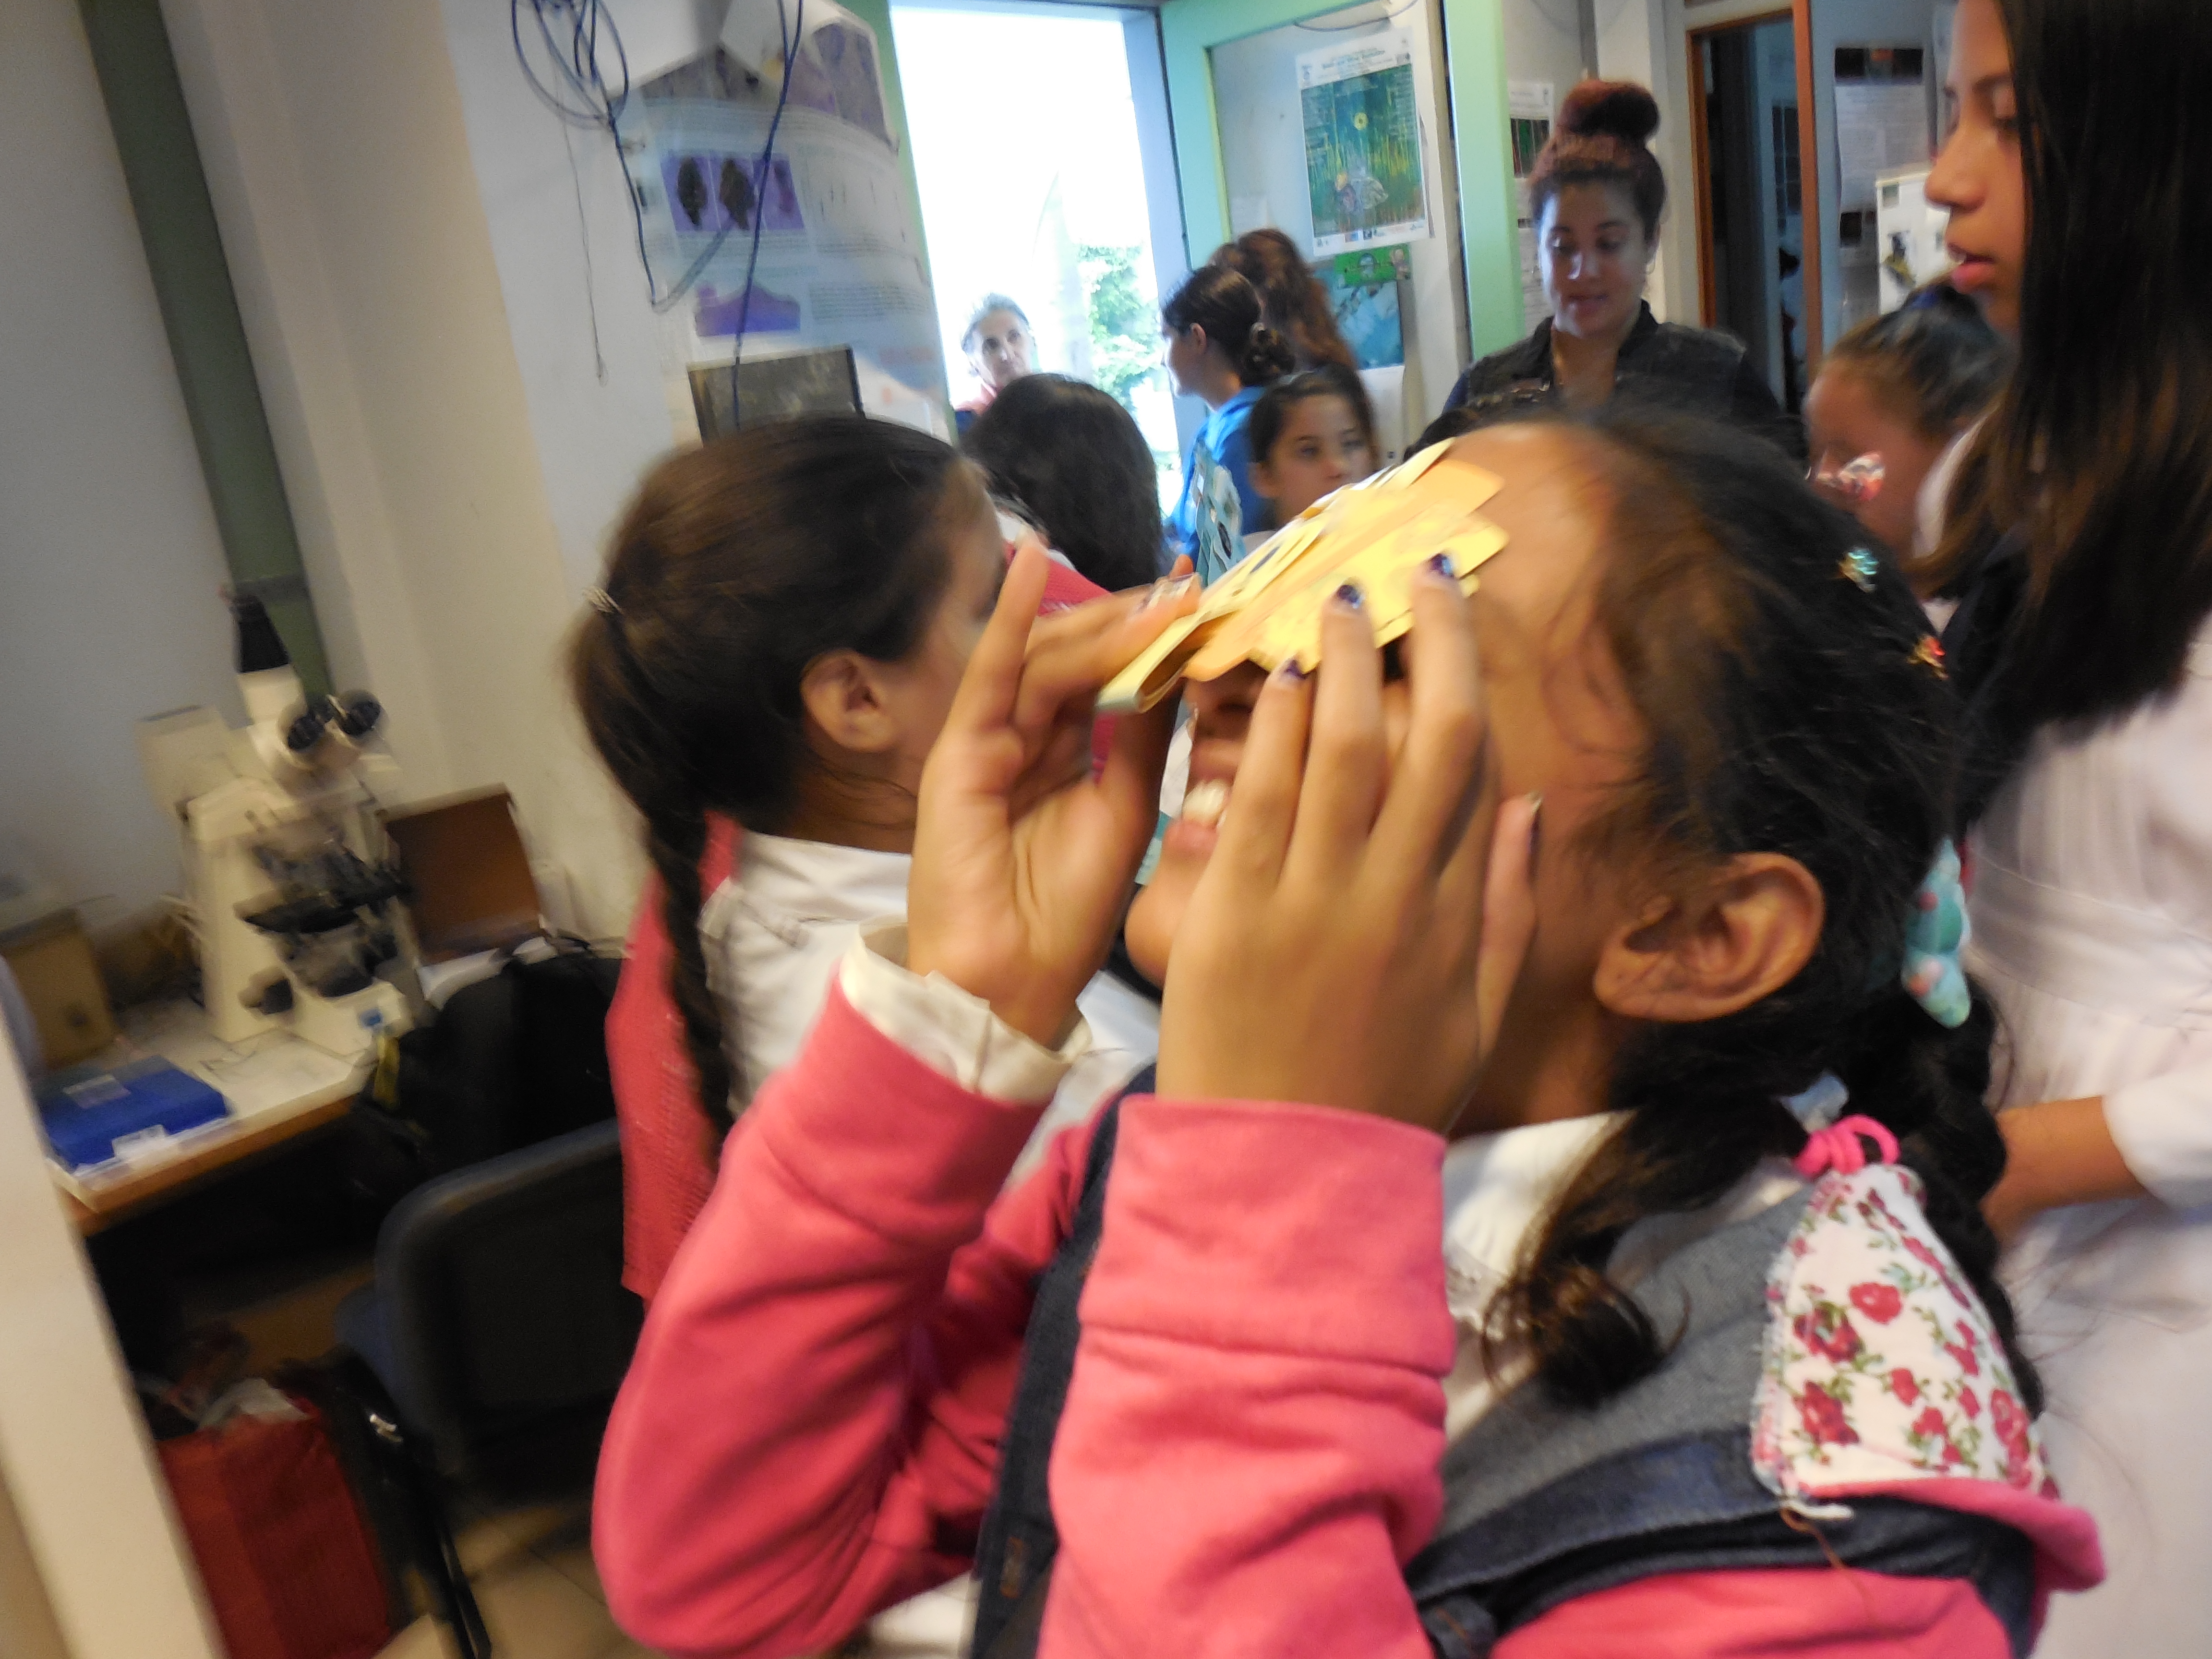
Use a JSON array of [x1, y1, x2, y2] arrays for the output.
[[956, 295, 1034, 436], [1162, 266, 1296, 582], [962, 373, 1166, 591], [1804, 285, 2009, 613], [1916, 0, 2212, 1652], [1443, 80, 1802, 461], [1209, 228, 1358, 373], [1246, 364, 1378, 536]]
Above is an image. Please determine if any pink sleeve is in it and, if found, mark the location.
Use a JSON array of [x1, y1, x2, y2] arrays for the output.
[[1495, 1566, 2014, 1657], [1039, 1095, 1456, 1659], [593, 986, 1092, 1659]]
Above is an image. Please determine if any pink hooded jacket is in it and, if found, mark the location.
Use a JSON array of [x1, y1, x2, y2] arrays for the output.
[[593, 987, 2101, 1659]]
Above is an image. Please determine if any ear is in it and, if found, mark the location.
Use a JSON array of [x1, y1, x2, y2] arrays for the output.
[[1185, 323, 1209, 358], [1249, 453, 1279, 500], [1593, 853, 1824, 1024], [799, 649, 903, 756]]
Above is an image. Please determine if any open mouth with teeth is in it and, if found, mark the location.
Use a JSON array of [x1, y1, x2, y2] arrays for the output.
[[1180, 778, 1229, 829], [1162, 774, 1231, 859]]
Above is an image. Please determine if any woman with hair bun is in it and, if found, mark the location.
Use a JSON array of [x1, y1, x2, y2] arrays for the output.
[[1445, 80, 1802, 459], [1161, 265, 1298, 581]]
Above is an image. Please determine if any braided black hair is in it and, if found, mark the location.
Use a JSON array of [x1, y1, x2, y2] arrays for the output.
[[1161, 265, 1297, 388], [570, 417, 971, 1147], [1486, 411, 2036, 1415]]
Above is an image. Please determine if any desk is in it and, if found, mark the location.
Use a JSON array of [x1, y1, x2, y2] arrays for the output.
[[48, 1001, 364, 1235]]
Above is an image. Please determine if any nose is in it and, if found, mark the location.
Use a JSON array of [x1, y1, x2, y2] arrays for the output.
[[1925, 124, 1972, 212], [1185, 662, 1266, 728]]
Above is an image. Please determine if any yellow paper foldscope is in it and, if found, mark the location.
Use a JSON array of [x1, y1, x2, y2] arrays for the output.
[[1099, 444, 1510, 715]]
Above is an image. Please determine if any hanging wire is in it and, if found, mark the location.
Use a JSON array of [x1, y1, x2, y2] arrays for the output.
[[730, 0, 805, 423], [511, 0, 801, 323]]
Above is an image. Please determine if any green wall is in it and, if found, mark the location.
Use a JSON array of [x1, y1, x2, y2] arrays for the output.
[[77, 0, 331, 694], [1157, 0, 1524, 359]]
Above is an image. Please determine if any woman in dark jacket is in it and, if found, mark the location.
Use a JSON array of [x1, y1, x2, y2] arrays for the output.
[[1444, 80, 1802, 461]]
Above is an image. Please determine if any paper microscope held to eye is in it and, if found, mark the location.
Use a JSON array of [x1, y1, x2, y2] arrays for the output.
[[1100, 443, 1510, 715]]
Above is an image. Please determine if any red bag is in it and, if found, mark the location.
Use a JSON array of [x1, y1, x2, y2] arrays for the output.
[[157, 1400, 394, 1659]]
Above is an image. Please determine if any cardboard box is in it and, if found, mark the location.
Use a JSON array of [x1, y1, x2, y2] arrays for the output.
[[1, 911, 116, 1069]]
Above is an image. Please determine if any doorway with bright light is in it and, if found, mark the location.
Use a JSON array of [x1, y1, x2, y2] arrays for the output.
[[890, 0, 1190, 507]]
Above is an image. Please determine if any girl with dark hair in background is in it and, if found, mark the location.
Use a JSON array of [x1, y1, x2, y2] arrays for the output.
[[1919, 0, 2212, 1651], [1208, 228, 1358, 373], [1245, 363, 1378, 533], [1444, 81, 1801, 460], [962, 374, 1166, 591], [1159, 265, 1297, 581], [592, 417, 2100, 1659], [1804, 285, 2009, 605]]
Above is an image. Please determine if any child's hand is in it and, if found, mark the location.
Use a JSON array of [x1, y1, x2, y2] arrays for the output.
[[906, 548, 1193, 1047], [1156, 565, 1539, 1132]]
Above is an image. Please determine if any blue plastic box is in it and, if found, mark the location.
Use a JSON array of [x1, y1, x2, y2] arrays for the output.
[[36, 1058, 230, 1171]]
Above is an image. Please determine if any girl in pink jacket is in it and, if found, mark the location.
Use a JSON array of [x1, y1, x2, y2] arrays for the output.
[[592, 414, 2101, 1658]]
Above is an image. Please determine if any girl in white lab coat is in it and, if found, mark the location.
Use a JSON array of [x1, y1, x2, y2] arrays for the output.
[[1924, 1, 2212, 1653]]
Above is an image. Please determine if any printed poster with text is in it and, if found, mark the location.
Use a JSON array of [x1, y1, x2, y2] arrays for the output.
[[1298, 30, 1429, 256], [632, 9, 947, 412]]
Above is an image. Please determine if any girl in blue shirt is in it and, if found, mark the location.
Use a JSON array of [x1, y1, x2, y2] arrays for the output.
[[1161, 266, 1295, 582]]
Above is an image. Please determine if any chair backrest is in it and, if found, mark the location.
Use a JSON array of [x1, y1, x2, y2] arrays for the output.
[[377, 1120, 641, 1473]]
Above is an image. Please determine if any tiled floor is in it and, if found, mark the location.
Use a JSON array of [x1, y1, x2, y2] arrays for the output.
[[376, 1492, 662, 1659]]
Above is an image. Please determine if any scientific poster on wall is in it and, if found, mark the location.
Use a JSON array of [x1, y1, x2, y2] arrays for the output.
[[1833, 46, 1929, 210], [630, 6, 947, 422], [1298, 29, 1430, 254]]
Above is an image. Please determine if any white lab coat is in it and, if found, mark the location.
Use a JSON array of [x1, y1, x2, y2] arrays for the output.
[[1970, 622, 2212, 1657]]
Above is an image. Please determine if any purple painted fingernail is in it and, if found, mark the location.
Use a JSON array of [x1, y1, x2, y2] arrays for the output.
[[1333, 582, 1363, 610], [1428, 552, 1455, 577], [1274, 658, 1309, 683]]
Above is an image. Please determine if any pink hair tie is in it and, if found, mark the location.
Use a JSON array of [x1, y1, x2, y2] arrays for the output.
[[1793, 1114, 1901, 1179]]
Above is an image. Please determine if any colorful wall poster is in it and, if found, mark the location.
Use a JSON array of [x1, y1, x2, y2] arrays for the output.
[[1297, 29, 1429, 255], [1325, 247, 1407, 369]]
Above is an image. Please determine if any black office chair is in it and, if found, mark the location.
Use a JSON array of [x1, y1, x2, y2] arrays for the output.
[[335, 1119, 642, 1480]]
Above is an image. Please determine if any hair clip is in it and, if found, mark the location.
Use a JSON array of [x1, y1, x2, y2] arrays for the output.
[[1901, 840, 1972, 1028], [585, 587, 621, 618], [1839, 548, 1881, 590], [1911, 636, 1948, 679]]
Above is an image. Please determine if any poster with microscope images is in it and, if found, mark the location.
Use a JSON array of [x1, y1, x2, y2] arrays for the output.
[[632, 6, 946, 417]]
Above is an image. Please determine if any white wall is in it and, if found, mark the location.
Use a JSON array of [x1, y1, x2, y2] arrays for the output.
[[1499, 0, 1587, 112], [160, 0, 645, 938], [431, 1, 698, 600], [0, 1023, 222, 1659], [1592, 0, 1688, 322], [0, 0, 249, 926]]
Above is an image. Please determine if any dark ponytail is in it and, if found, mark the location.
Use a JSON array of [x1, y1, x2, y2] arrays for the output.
[[1483, 411, 2036, 1415], [569, 417, 973, 1145], [1162, 265, 1295, 388], [1208, 229, 1358, 374]]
